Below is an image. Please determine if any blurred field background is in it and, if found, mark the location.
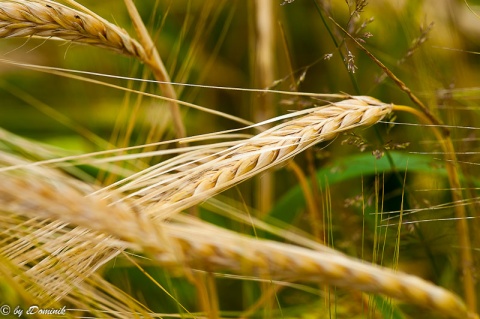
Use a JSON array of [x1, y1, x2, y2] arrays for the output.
[[2, 0, 480, 318]]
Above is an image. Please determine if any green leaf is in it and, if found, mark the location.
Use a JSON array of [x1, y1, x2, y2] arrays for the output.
[[265, 151, 447, 224]]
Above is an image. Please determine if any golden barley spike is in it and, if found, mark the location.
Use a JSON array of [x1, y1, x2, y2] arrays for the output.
[[106, 96, 393, 217], [0, 0, 146, 58], [0, 171, 470, 318]]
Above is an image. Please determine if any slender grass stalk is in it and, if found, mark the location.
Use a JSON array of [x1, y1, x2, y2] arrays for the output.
[[0, 0, 186, 139], [277, 17, 325, 243], [394, 104, 477, 314], [288, 161, 323, 241], [326, 14, 475, 313], [123, 0, 186, 140], [328, 16, 449, 137]]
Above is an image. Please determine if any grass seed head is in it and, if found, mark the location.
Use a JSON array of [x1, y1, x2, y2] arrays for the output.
[[0, 0, 146, 58]]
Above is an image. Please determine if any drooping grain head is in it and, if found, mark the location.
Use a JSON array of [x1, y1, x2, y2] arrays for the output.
[[102, 96, 392, 217], [0, 0, 146, 58]]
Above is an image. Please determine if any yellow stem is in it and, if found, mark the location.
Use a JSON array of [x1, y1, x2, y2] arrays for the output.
[[330, 17, 449, 137], [288, 161, 323, 242], [253, 0, 276, 213], [240, 284, 283, 319], [393, 104, 476, 314], [123, 0, 186, 139]]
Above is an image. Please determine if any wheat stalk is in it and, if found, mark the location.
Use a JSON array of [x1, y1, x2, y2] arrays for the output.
[[0, 170, 471, 318], [0, 0, 146, 59], [102, 96, 393, 217]]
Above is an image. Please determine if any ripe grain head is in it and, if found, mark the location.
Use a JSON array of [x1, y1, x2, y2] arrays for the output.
[[0, 0, 146, 59], [165, 216, 469, 319], [0, 148, 471, 317], [103, 96, 392, 217], [0, 94, 472, 317]]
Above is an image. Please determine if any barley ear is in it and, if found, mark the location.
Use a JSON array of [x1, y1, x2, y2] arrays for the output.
[[0, 159, 472, 318], [166, 219, 471, 319], [112, 96, 393, 216], [0, 0, 146, 59]]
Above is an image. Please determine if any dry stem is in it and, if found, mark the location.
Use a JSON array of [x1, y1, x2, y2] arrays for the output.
[[329, 17, 449, 137], [253, 0, 276, 213], [123, 0, 186, 139]]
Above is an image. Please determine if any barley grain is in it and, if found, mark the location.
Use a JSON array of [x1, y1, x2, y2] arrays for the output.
[[0, 172, 470, 317], [0, 0, 146, 58], [0, 95, 471, 317], [165, 219, 469, 318], [106, 96, 393, 217]]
